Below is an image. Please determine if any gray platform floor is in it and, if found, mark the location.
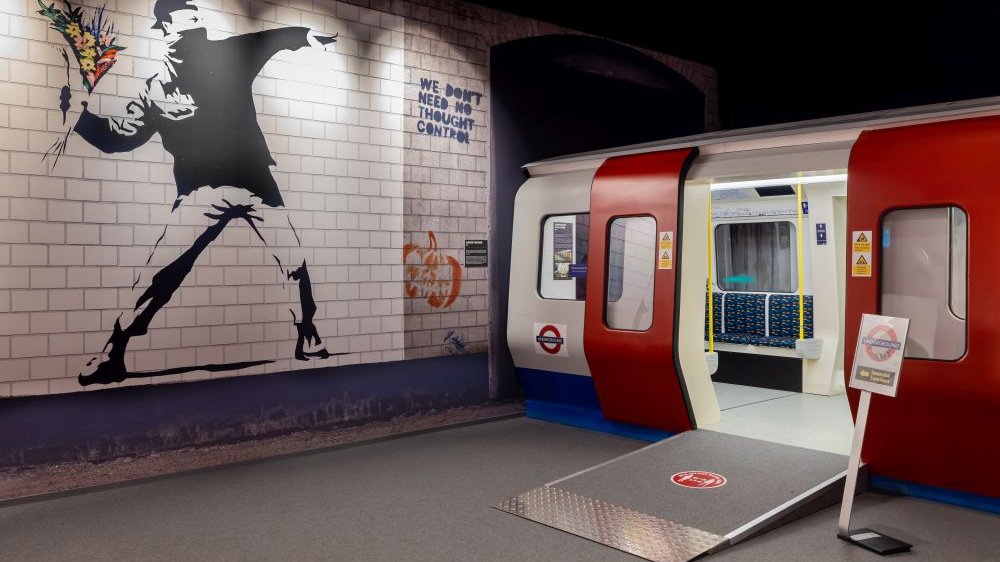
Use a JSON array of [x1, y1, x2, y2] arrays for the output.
[[2, 417, 997, 561]]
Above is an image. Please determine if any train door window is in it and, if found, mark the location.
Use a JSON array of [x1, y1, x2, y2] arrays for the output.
[[881, 206, 967, 360], [605, 216, 656, 331], [715, 221, 797, 292], [539, 214, 590, 300]]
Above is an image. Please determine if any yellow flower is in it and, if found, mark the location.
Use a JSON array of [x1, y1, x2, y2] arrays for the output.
[[81, 32, 95, 47], [81, 48, 96, 58], [80, 58, 96, 71], [66, 23, 82, 38]]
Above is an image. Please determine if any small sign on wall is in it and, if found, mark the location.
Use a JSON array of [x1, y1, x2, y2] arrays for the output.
[[851, 231, 872, 277], [465, 240, 487, 267], [658, 231, 673, 270], [816, 222, 827, 245]]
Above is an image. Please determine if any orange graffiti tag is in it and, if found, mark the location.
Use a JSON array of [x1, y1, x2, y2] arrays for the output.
[[403, 231, 462, 308]]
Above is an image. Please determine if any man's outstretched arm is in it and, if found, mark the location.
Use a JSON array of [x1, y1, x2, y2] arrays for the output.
[[228, 27, 337, 77]]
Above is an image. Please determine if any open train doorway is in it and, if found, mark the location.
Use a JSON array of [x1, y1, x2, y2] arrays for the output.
[[677, 154, 854, 456]]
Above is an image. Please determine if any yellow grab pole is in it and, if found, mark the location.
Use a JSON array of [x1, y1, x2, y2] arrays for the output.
[[796, 182, 805, 340], [708, 187, 715, 353]]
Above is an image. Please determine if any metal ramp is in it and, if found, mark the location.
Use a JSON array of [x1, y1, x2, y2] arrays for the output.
[[493, 431, 849, 562]]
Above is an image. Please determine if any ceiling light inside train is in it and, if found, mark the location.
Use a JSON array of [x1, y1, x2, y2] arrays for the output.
[[709, 173, 848, 191]]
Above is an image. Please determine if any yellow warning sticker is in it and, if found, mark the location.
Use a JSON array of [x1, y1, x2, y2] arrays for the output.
[[853, 231, 872, 254], [852, 253, 872, 277], [659, 231, 673, 250], [658, 248, 673, 270]]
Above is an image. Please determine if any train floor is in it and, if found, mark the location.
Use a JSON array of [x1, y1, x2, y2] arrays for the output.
[[1, 417, 997, 561], [703, 382, 854, 455]]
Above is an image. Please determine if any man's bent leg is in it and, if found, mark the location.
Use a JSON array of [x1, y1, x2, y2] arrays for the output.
[[80, 201, 265, 385], [287, 259, 339, 360]]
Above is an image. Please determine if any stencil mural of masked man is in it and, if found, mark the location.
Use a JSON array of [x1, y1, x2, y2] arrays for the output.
[[59, 0, 343, 385]]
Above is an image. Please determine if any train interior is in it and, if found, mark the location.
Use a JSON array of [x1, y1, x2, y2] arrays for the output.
[[682, 148, 853, 456]]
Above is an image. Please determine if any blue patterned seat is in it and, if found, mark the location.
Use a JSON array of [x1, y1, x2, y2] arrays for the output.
[[767, 294, 814, 346], [722, 293, 766, 340], [704, 292, 724, 340], [705, 293, 814, 349]]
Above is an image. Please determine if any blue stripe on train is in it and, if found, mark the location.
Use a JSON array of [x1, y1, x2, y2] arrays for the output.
[[870, 475, 1000, 515], [516, 367, 673, 442]]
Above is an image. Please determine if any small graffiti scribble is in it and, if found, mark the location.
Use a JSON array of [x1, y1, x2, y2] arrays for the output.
[[443, 331, 467, 355], [404, 231, 462, 308]]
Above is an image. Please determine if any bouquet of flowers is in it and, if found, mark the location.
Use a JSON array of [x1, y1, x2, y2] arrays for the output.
[[37, 0, 124, 93]]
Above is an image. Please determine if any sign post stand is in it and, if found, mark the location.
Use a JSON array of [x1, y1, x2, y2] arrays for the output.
[[837, 313, 912, 556]]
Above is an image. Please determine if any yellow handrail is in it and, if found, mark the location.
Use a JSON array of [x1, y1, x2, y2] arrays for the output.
[[708, 187, 714, 353], [796, 182, 805, 340]]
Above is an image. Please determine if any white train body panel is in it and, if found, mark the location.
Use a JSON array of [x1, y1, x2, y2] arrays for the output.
[[507, 168, 598, 377]]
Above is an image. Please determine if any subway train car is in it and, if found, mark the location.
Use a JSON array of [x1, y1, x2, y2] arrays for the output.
[[507, 97, 1000, 504]]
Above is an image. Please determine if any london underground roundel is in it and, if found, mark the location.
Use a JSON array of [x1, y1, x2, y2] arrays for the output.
[[533, 322, 568, 356], [863, 324, 901, 362]]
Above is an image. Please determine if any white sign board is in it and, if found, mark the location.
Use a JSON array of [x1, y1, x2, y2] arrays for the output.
[[849, 314, 910, 397]]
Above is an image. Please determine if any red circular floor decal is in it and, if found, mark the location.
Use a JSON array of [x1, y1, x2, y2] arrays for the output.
[[671, 471, 727, 489]]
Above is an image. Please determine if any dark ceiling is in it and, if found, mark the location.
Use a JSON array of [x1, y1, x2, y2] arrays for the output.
[[472, 1, 1000, 129]]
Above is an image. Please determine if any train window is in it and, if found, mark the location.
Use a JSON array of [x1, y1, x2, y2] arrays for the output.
[[714, 221, 797, 293], [605, 216, 656, 331], [881, 206, 967, 361], [606, 220, 626, 303], [539, 214, 590, 300]]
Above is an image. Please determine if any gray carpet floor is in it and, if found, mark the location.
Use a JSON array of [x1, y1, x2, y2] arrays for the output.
[[1, 417, 997, 561]]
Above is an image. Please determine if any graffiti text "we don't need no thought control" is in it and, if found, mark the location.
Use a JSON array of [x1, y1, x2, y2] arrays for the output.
[[416, 78, 481, 144]]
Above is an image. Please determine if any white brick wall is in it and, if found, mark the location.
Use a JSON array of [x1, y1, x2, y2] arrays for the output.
[[0, 0, 714, 396], [0, 0, 408, 393]]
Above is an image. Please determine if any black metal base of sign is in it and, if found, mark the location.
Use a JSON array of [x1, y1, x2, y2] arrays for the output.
[[838, 528, 912, 555]]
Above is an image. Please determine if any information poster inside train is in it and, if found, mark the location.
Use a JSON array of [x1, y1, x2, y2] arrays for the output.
[[850, 314, 910, 397], [553, 222, 574, 279]]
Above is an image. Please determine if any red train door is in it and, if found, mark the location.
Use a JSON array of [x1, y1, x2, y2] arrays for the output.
[[584, 149, 697, 432], [846, 116, 1000, 498]]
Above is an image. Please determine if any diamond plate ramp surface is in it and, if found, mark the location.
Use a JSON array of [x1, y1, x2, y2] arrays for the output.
[[494, 486, 726, 562], [493, 431, 849, 561], [552, 431, 848, 537]]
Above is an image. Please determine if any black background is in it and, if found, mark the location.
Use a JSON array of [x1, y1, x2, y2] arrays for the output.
[[472, 1, 1000, 129]]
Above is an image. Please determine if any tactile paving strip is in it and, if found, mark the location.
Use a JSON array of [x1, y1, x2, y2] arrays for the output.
[[493, 486, 727, 562]]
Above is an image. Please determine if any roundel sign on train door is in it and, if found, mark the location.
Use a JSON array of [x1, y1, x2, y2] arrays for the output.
[[533, 323, 568, 356]]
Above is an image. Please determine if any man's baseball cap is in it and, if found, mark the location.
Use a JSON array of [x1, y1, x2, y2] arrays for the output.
[[151, 0, 198, 31]]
